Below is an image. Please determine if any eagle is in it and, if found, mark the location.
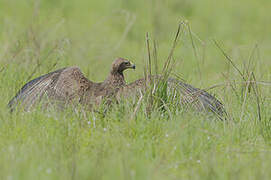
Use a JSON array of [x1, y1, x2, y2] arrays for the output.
[[8, 58, 225, 118]]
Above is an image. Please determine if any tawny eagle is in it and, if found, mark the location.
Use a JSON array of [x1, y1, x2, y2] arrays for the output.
[[8, 58, 225, 117]]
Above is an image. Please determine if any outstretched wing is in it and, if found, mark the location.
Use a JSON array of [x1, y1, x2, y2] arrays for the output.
[[8, 67, 94, 112], [118, 76, 226, 117], [167, 78, 225, 117]]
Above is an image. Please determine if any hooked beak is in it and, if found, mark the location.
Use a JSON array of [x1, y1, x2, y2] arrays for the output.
[[129, 62, 136, 69]]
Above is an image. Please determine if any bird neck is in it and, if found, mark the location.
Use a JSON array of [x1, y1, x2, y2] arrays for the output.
[[104, 71, 125, 87]]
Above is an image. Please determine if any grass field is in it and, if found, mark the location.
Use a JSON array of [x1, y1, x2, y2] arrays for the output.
[[0, 0, 271, 179]]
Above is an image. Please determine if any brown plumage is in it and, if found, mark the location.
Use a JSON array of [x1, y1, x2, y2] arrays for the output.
[[117, 76, 226, 118], [8, 59, 225, 118], [8, 58, 135, 111]]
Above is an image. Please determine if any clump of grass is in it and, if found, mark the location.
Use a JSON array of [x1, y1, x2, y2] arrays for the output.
[[142, 23, 183, 118], [213, 39, 271, 143], [140, 22, 228, 120], [213, 40, 264, 122]]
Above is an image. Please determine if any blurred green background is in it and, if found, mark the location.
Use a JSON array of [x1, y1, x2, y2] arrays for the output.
[[1, 0, 270, 85], [0, 0, 270, 179]]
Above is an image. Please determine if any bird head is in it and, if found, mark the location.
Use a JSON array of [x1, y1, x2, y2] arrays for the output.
[[111, 57, 136, 74]]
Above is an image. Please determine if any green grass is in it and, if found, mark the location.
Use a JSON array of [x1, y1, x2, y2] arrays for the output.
[[0, 0, 271, 179]]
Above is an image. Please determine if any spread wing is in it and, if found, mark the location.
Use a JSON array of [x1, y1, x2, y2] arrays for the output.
[[8, 67, 94, 112], [118, 76, 226, 117], [167, 78, 225, 116]]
